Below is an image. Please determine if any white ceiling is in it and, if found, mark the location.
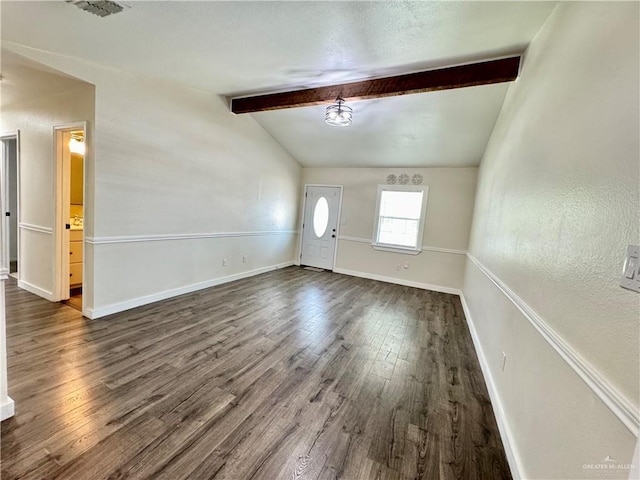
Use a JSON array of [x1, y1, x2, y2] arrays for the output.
[[0, 1, 557, 167], [253, 83, 510, 167]]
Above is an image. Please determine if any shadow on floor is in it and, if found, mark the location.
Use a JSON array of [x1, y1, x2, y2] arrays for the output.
[[63, 287, 82, 312]]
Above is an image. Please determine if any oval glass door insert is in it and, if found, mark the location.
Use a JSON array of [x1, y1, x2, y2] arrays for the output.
[[313, 196, 329, 238]]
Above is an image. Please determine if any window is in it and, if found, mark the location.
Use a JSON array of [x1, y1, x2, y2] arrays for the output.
[[313, 196, 329, 238], [372, 185, 428, 254]]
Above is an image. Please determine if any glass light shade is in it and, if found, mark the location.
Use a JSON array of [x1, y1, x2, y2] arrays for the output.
[[325, 100, 353, 127], [69, 138, 85, 155]]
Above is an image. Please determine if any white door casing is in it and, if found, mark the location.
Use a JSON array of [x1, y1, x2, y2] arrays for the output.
[[300, 185, 341, 270], [54, 122, 86, 301], [0, 132, 20, 278], [0, 139, 8, 277]]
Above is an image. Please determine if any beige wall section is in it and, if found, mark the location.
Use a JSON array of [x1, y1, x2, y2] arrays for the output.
[[92, 235, 297, 315], [4, 45, 302, 317], [302, 168, 477, 291], [463, 259, 637, 480], [0, 65, 95, 300], [88, 70, 301, 315], [70, 153, 84, 206], [463, 3, 639, 479]]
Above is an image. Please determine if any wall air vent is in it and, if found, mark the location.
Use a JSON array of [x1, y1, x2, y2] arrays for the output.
[[66, 0, 124, 17]]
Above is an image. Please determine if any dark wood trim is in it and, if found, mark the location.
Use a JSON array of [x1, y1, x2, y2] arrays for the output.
[[231, 56, 520, 114]]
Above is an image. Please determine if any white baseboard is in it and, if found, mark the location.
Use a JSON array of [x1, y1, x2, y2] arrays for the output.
[[333, 267, 520, 477], [85, 261, 294, 319], [18, 280, 55, 302], [460, 293, 523, 480], [333, 267, 461, 295], [1, 396, 15, 421], [466, 254, 639, 436]]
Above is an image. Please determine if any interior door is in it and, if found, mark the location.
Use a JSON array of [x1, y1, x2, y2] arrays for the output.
[[0, 140, 8, 275], [0, 137, 16, 276], [300, 186, 341, 270]]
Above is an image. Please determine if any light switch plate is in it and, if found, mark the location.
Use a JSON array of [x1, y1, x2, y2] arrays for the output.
[[620, 245, 640, 293]]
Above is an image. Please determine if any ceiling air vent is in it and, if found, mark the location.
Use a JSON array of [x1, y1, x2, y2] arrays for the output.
[[66, 0, 124, 17]]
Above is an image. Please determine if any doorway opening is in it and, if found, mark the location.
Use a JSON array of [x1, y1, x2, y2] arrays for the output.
[[1, 133, 19, 279], [54, 124, 86, 312], [300, 185, 342, 270]]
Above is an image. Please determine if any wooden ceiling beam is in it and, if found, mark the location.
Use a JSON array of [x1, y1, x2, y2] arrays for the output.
[[230, 56, 520, 114]]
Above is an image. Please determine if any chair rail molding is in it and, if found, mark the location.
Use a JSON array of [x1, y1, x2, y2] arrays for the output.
[[466, 253, 639, 436], [19, 223, 53, 234], [86, 230, 299, 245], [337, 235, 467, 255]]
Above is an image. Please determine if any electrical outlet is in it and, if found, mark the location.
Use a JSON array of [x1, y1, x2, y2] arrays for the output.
[[243, 255, 248, 264], [222, 259, 228, 267], [501, 352, 507, 371]]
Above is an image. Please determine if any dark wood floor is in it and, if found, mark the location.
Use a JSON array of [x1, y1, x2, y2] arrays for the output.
[[62, 288, 83, 313], [1, 268, 511, 480]]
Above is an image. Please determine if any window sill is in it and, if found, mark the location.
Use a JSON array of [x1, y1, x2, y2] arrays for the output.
[[371, 244, 421, 255]]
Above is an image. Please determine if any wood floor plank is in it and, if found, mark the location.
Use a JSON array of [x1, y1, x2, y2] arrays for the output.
[[1, 268, 512, 480]]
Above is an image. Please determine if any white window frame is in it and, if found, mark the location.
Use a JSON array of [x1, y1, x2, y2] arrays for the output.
[[372, 184, 429, 255]]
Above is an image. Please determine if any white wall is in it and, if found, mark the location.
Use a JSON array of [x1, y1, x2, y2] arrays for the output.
[[86, 71, 301, 317], [0, 68, 95, 301], [4, 46, 302, 317], [302, 167, 477, 292], [462, 3, 639, 479]]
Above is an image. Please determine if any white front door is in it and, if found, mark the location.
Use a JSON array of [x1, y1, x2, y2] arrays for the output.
[[300, 186, 341, 270]]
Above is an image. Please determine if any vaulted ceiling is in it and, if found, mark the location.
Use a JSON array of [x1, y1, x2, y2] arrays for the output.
[[1, 1, 557, 167], [0, 49, 90, 107]]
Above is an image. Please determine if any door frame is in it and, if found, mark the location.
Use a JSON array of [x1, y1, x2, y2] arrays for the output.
[[0, 130, 21, 279], [53, 121, 87, 302], [298, 184, 343, 271]]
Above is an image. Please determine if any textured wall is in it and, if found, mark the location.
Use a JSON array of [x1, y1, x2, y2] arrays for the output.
[[4, 46, 302, 316], [463, 3, 639, 478], [0, 75, 95, 297], [88, 72, 301, 315], [302, 167, 477, 290]]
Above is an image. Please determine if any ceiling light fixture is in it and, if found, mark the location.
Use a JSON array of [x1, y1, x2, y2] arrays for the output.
[[325, 97, 353, 127], [69, 133, 85, 156]]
